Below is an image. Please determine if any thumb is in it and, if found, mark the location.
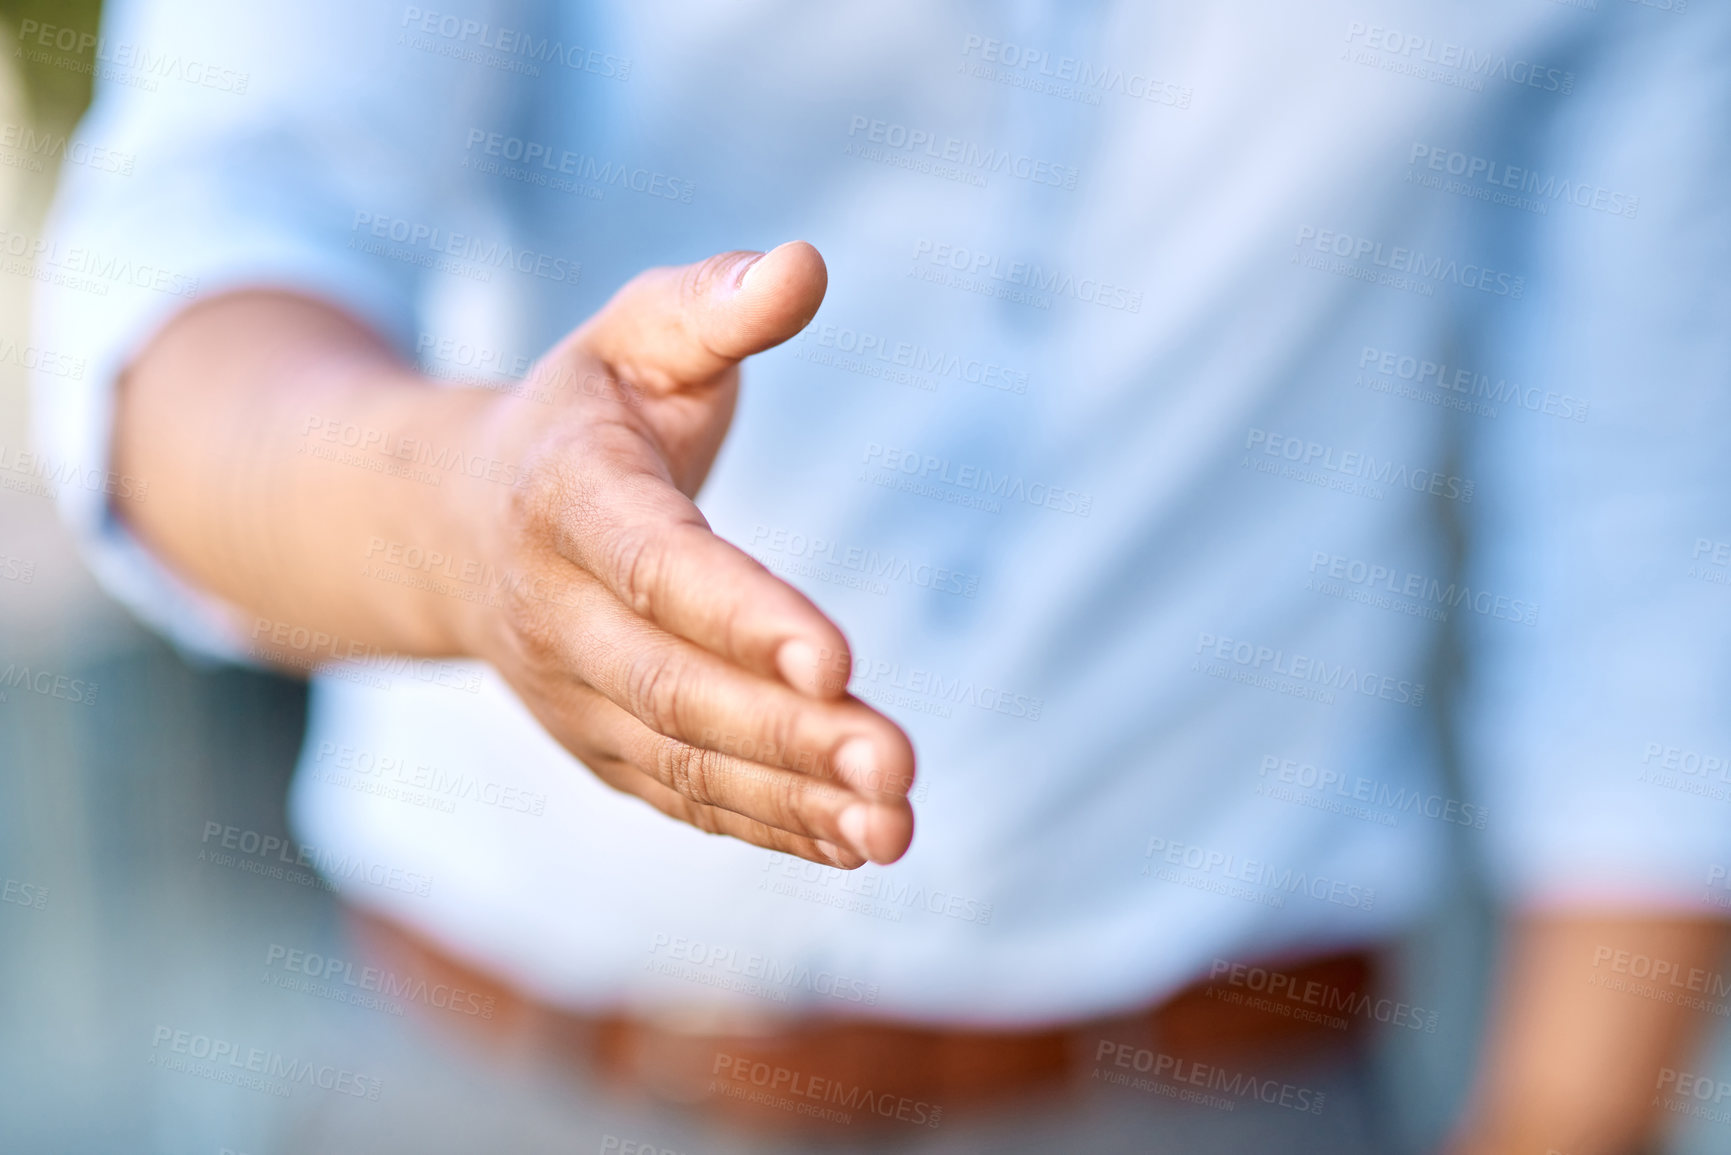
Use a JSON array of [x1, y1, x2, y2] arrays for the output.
[[572, 241, 827, 394]]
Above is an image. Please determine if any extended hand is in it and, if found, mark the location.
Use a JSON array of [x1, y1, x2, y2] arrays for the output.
[[465, 243, 915, 868]]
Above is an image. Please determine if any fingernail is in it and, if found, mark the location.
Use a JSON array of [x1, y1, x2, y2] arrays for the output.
[[775, 638, 821, 695], [830, 736, 878, 792], [735, 250, 768, 290], [837, 805, 872, 860]]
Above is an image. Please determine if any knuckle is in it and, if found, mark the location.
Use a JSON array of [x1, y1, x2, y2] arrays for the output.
[[655, 738, 712, 803], [509, 433, 576, 522], [509, 444, 603, 565], [681, 252, 741, 307], [773, 772, 813, 830], [495, 566, 572, 674], [623, 645, 689, 736], [506, 413, 656, 555], [504, 465, 553, 547], [712, 590, 760, 669], [605, 521, 665, 618], [758, 706, 804, 773], [502, 585, 561, 668]]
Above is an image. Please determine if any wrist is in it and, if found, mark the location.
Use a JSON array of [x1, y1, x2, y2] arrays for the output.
[[289, 364, 522, 662], [381, 380, 528, 662]]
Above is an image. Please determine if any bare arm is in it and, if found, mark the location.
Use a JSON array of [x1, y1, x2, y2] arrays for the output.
[[113, 243, 915, 868], [1447, 912, 1730, 1155]]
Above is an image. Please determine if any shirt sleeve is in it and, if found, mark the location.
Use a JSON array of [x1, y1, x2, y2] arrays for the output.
[[1457, 4, 1731, 911], [27, 0, 534, 662]]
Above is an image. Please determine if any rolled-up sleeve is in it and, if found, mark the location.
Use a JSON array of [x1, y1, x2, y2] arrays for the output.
[[1458, 6, 1731, 910], [28, 0, 526, 660]]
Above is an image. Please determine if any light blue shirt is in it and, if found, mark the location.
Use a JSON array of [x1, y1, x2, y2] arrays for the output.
[[31, 0, 1731, 1023]]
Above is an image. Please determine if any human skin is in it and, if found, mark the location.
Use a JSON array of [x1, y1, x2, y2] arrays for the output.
[[1444, 913, 1730, 1155], [111, 241, 914, 869], [109, 245, 1727, 1145]]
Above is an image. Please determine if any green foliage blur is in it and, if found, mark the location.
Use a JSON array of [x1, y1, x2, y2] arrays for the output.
[[0, 0, 106, 127]]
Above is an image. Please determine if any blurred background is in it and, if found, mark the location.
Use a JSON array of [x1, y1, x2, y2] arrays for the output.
[[0, 3, 1728, 1153]]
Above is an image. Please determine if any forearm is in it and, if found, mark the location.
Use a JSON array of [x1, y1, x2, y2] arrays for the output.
[[113, 290, 507, 664], [1451, 912, 1730, 1155], [104, 245, 918, 868]]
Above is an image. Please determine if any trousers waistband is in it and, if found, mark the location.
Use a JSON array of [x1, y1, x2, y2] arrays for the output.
[[349, 910, 1377, 1136]]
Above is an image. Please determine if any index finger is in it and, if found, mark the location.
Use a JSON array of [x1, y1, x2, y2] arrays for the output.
[[551, 441, 853, 699]]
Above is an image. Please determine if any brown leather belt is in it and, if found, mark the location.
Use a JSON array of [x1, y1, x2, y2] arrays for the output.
[[349, 910, 1375, 1137]]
